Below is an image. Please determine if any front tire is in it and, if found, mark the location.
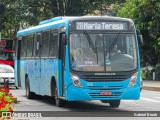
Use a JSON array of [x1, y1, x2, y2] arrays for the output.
[[15, 86, 19, 89], [100, 100, 109, 103], [109, 100, 121, 108], [55, 86, 65, 107], [25, 77, 34, 99]]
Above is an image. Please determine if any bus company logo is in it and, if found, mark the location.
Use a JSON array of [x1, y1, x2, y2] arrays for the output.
[[95, 73, 116, 76], [2, 112, 12, 119], [2, 112, 42, 118]]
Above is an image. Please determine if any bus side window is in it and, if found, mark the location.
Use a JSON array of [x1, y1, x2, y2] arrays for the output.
[[26, 34, 34, 58], [49, 30, 58, 58], [42, 31, 49, 58], [21, 36, 27, 59], [36, 33, 41, 58]]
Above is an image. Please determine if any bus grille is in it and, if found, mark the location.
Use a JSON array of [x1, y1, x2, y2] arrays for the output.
[[88, 85, 123, 90], [88, 92, 122, 99], [80, 75, 128, 82]]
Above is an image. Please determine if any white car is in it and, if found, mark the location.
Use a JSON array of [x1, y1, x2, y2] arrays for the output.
[[0, 64, 17, 89]]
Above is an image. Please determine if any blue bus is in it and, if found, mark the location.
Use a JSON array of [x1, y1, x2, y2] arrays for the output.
[[15, 16, 143, 107]]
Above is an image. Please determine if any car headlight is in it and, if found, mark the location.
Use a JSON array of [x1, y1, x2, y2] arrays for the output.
[[70, 73, 83, 88], [128, 72, 138, 87]]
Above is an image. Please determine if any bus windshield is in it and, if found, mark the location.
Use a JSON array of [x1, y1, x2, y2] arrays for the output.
[[70, 33, 137, 72]]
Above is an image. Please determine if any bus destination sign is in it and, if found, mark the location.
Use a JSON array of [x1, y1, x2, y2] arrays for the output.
[[75, 22, 128, 30]]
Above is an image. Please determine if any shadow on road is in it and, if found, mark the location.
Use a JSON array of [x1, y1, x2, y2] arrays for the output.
[[10, 89, 129, 112]]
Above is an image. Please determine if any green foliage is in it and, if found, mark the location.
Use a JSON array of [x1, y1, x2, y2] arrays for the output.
[[141, 68, 153, 79], [0, 0, 124, 39], [141, 71, 146, 79], [155, 64, 160, 75], [0, 86, 14, 113], [117, 0, 160, 66]]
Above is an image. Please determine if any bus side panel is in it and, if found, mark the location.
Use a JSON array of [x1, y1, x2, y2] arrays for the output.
[[42, 59, 60, 96], [26, 59, 39, 94], [40, 59, 62, 96], [57, 60, 62, 97], [43, 59, 55, 96], [14, 60, 20, 87], [40, 59, 53, 96], [39, 59, 47, 95], [19, 60, 26, 90]]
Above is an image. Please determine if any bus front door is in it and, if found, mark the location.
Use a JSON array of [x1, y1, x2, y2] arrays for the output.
[[59, 33, 66, 96]]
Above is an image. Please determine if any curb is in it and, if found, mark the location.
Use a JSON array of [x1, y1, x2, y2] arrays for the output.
[[142, 86, 160, 91]]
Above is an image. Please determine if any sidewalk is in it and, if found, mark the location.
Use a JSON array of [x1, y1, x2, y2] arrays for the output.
[[142, 80, 160, 91]]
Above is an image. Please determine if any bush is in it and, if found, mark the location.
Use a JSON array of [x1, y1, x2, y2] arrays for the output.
[[143, 68, 152, 79], [141, 71, 146, 79], [141, 67, 154, 80], [0, 85, 15, 119], [155, 64, 160, 74], [155, 64, 160, 80]]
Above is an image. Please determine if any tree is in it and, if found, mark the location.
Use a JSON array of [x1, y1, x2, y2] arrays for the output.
[[117, 0, 160, 66], [0, 3, 5, 14], [0, 0, 125, 39], [0, 4, 5, 31]]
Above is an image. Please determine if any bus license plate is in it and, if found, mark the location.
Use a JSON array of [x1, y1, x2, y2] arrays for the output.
[[100, 91, 112, 96]]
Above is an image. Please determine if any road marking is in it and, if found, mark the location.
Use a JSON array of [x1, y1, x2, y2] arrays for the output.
[[23, 101, 31, 105], [141, 97, 160, 103], [122, 100, 135, 103], [154, 97, 160, 99]]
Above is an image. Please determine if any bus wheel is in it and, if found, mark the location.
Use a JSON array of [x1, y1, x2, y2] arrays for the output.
[[100, 100, 109, 103], [15, 86, 19, 89], [55, 86, 65, 107], [25, 77, 34, 99], [109, 100, 121, 108], [5, 79, 9, 89]]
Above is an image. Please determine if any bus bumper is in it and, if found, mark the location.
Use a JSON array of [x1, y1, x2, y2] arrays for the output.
[[66, 84, 140, 101]]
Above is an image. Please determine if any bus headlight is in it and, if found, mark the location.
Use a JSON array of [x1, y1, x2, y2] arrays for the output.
[[128, 72, 138, 87], [70, 73, 83, 88]]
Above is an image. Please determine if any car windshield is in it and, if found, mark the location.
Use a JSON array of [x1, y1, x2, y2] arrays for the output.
[[69, 33, 137, 72], [0, 65, 13, 73]]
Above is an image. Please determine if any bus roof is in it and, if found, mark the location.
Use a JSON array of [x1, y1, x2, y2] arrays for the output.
[[17, 16, 133, 37]]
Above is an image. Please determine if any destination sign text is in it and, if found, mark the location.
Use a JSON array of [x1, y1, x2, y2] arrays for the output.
[[75, 22, 128, 30]]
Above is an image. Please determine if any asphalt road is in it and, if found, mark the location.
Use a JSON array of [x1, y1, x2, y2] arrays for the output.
[[8, 88, 160, 120]]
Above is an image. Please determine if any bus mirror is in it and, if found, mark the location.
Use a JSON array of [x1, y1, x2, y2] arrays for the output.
[[136, 29, 144, 46], [138, 35, 144, 45], [62, 34, 67, 45]]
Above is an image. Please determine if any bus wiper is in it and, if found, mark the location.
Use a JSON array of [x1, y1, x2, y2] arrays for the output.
[[109, 31, 122, 52], [109, 24, 134, 52], [84, 31, 97, 53]]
